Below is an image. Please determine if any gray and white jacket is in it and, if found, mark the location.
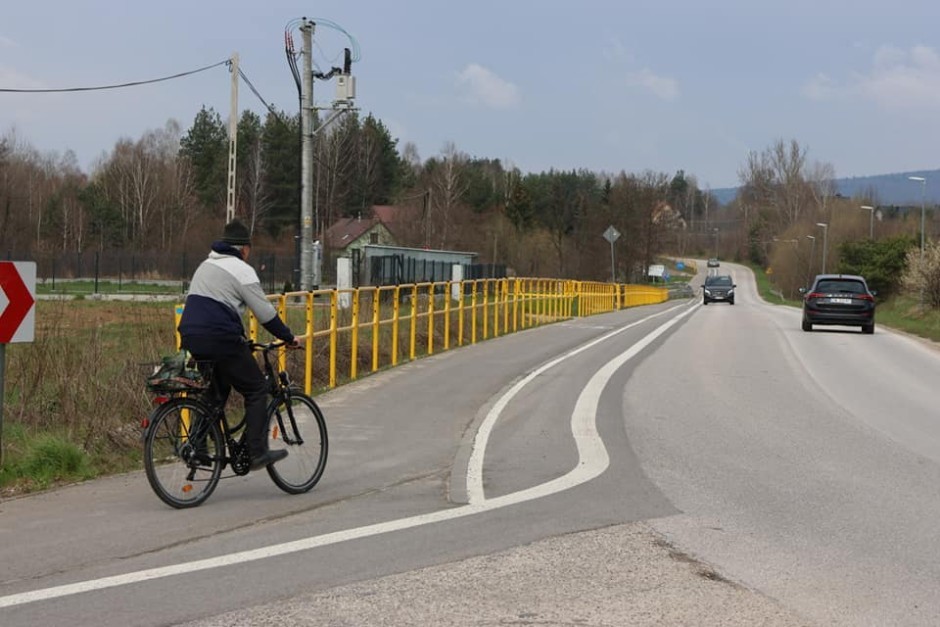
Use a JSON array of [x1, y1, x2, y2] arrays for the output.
[[178, 242, 294, 354]]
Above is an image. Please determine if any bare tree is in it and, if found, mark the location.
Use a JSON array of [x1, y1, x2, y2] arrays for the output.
[[241, 136, 272, 236], [738, 139, 830, 231], [429, 142, 469, 249], [315, 115, 358, 233], [806, 160, 837, 213]]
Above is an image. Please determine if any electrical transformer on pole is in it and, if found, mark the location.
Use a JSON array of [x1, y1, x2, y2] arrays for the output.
[[297, 19, 357, 290]]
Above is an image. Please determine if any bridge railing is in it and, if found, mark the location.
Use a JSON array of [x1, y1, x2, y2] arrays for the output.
[[176, 278, 669, 394]]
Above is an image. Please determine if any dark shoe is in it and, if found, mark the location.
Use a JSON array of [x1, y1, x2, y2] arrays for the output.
[[249, 449, 288, 471]]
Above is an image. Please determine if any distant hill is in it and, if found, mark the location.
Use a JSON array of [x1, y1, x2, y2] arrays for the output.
[[712, 169, 940, 206]]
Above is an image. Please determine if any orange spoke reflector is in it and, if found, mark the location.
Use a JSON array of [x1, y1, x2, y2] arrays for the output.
[[182, 485, 193, 493], [272, 426, 280, 440]]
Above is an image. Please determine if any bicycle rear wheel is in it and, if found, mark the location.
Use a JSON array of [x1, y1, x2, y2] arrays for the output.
[[266, 392, 328, 494], [143, 398, 223, 508]]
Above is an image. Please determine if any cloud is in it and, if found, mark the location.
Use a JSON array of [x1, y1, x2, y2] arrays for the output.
[[455, 63, 521, 109], [861, 45, 940, 109], [625, 68, 679, 101], [0, 35, 17, 48], [803, 45, 940, 109]]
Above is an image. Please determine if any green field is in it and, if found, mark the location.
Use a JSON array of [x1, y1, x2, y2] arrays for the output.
[[36, 280, 185, 295]]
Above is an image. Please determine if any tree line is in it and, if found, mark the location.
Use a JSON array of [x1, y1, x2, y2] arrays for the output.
[[0, 107, 724, 283], [2, 115, 937, 301]]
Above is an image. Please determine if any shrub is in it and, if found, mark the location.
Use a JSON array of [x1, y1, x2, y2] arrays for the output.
[[901, 240, 940, 308], [838, 236, 916, 298]]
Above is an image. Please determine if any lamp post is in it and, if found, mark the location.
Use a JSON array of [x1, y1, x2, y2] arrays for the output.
[[860, 205, 875, 240], [806, 235, 816, 284], [816, 222, 828, 274], [713, 227, 719, 258], [908, 176, 926, 260]]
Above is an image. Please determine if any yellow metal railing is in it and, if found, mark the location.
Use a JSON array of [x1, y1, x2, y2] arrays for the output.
[[175, 278, 668, 395]]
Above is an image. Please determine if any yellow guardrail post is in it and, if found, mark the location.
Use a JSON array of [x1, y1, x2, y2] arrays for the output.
[[392, 285, 401, 366], [470, 281, 478, 344], [276, 294, 288, 373], [444, 281, 452, 350], [482, 280, 490, 340], [371, 287, 381, 373], [502, 279, 509, 333], [350, 289, 360, 381], [492, 280, 499, 336], [457, 280, 465, 346], [329, 290, 337, 389], [305, 291, 313, 395], [174, 304, 184, 349], [409, 284, 418, 361], [427, 283, 435, 356]]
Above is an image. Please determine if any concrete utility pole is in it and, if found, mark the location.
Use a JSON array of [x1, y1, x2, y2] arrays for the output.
[[300, 21, 316, 290], [295, 20, 357, 289], [225, 52, 239, 223]]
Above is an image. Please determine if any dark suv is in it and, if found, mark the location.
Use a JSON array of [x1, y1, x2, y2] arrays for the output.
[[800, 274, 876, 334], [702, 274, 735, 305]]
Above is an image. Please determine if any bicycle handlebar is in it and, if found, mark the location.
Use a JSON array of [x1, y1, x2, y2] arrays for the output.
[[250, 340, 298, 352]]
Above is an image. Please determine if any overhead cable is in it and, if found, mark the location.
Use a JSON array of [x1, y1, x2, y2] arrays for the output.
[[0, 59, 230, 93], [237, 67, 279, 116]]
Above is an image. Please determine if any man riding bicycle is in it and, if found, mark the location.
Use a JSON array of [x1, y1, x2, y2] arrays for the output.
[[178, 220, 303, 470]]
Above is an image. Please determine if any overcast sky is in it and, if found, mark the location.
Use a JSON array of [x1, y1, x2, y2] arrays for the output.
[[2, 0, 939, 189]]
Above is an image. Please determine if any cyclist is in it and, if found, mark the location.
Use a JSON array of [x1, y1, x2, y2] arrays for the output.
[[178, 220, 303, 470]]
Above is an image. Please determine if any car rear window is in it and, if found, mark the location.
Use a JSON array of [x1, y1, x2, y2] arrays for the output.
[[816, 279, 866, 294]]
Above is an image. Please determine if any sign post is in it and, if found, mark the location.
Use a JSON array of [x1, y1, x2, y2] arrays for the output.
[[602, 225, 621, 283], [0, 261, 37, 465]]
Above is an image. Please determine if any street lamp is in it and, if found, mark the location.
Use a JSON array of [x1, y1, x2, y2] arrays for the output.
[[908, 176, 926, 260], [816, 222, 828, 274], [860, 205, 875, 240], [713, 227, 719, 258], [806, 235, 816, 283]]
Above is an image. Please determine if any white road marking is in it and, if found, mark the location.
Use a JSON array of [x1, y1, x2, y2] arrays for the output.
[[466, 304, 686, 504], [0, 301, 697, 610]]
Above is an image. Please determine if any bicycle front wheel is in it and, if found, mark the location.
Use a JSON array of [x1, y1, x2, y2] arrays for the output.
[[143, 398, 223, 509], [266, 392, 328, 494]]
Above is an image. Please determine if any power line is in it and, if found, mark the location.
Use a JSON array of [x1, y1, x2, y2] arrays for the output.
[[237, 67, 278, 116], [0, 59, 230, 93]]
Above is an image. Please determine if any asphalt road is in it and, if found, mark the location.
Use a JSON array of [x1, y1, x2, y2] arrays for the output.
[[1, 263, 938, 626]]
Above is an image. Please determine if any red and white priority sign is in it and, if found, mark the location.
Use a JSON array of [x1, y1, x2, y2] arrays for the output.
[[0, 261, 36, 344]]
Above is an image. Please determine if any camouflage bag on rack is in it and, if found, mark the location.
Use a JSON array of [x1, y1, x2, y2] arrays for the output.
[[146, 350, 207, 393]]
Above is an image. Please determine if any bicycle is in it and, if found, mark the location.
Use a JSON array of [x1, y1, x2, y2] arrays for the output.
[[142, 341, 328, 508]]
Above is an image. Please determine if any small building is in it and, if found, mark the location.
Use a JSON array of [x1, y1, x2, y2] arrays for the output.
[[324, 205, 505, 286], [323, 213, 397, 258], [363, 244, 478, 286]]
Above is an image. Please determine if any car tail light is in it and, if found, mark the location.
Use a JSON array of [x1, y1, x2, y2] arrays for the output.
[[808, 292, 826, 299], [856, 294, 874, 301]]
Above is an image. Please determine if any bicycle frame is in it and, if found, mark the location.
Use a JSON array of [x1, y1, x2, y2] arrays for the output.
[[144, 341, 296, 477]]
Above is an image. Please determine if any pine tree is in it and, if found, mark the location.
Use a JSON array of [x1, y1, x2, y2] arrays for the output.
[[179, 107, 228, 213]]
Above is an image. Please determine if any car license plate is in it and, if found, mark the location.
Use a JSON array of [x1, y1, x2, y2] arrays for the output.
[[830, 298, 852, 304]]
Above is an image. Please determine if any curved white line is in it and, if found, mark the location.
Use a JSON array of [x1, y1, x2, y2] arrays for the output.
[[0, 302, 697, 610], [466, 304, 685, 504]]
